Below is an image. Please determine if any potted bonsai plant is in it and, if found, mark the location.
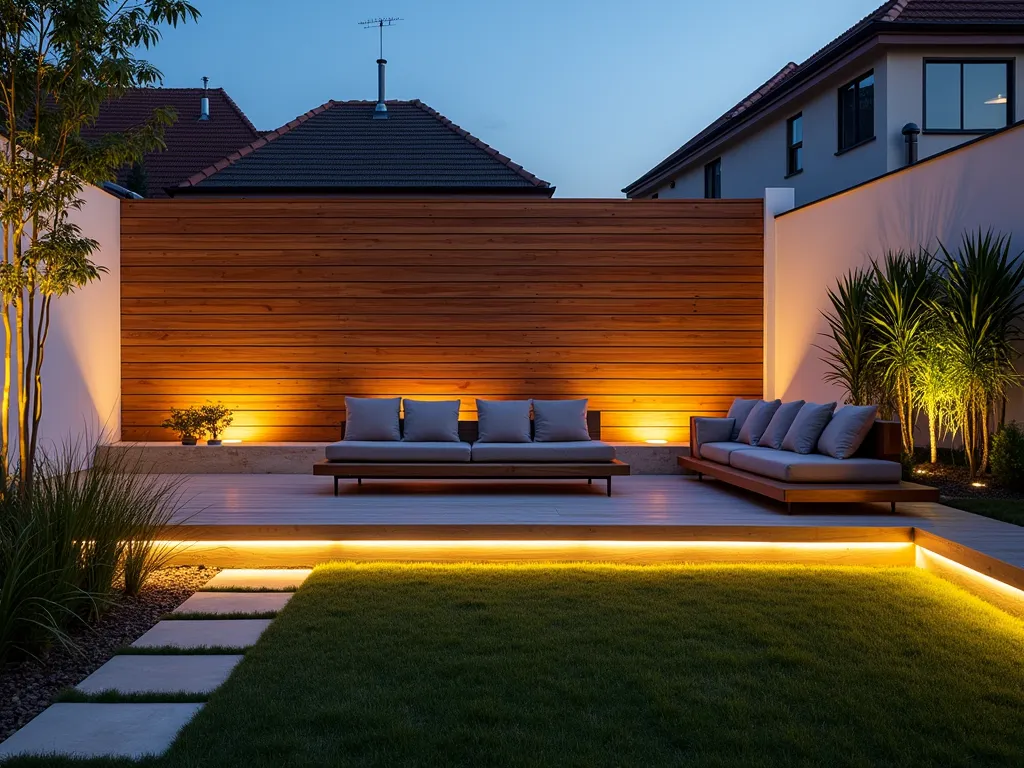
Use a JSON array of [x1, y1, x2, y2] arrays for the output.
[[162, 406, 205, 445], [200, 401, 234, 446]]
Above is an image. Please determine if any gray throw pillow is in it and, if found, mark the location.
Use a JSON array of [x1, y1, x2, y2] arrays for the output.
[[781, 402, 837, 454], [726, 398, 760, 441], [403, 399, 461, 442], [533, 399, 590, 442], [475, 399, 532, 443], [817, 405, 878, 459], [344, 396, 401, 441], [758, 400, 806, 450], [737, 400, 781, 446]]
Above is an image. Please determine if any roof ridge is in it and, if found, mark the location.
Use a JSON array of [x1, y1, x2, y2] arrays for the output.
[[408, 99, 551, 189], [880, 0, 911, 22], [216, 87, 260, 137], [179, 99, 337, 188]]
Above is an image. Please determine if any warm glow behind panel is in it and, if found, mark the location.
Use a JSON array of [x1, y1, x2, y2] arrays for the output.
[[120, 198, 764, 442], [162, 540, 913, 568]]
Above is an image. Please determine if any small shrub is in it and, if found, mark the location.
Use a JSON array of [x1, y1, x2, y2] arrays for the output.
[[199, 401, 234, 442], [162, 406, 206, 442], [990, 422, 1024, 490]]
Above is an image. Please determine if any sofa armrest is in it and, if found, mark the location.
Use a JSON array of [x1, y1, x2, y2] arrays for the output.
[[689, 417, 736, 458]]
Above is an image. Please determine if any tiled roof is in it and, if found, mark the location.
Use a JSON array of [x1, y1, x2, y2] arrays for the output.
[[176, 100, 553, 195], [623, 0, 1024, 195], [81, 88, 259, 198]]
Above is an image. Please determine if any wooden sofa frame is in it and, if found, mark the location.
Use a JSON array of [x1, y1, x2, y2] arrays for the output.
[[313, 411, 631, 497], [678, 417, 939, 513]]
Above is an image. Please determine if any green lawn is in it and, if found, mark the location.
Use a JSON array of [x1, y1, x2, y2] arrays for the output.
[[943, 497, 1024, 526], [5, 563, 1024, 768]]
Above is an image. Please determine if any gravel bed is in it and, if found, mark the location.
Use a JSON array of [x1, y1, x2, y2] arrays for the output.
[[0, 565, 219, 741], [912, 462, 1024, 501]]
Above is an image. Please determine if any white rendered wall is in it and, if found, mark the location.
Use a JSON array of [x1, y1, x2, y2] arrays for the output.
[[31, 182, 121, 456], [770, 123, 1024, 430]]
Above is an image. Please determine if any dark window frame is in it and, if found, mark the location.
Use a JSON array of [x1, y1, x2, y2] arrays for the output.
[[837, 70, 875, 154], [785, 113, 803, 177], [923, 58, 1015, 134], [704, 158, 721, 199]]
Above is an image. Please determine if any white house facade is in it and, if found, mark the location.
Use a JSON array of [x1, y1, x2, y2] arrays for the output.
[[624, 1, 1024, 206]]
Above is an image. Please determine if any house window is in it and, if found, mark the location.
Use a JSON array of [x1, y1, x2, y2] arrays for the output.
[[651, 193, 659, 199], [838, 71, 874, 152], [704, 158, 721, 199], [786, 113, 803, 176], [924, 60, 1013, 132]]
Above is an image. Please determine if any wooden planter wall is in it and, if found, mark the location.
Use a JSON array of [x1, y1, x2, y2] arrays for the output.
[[120, 198, 764, 442]]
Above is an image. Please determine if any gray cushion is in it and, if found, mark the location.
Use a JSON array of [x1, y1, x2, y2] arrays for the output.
[[758, 400, 806, 450], [692, 417, 735, 450], [471, 441, 616, 463], [700, 442, 767, 465], [402, 399, 461, 442], [533, 399, 590, 442], [475, 399, 532, 443], [326, 441, 471, 462], [737, 400, 781, 446], [818, 405, 878, 459], [730, 449, 901, 484], [726, 399, 760, 441], [343, 397, 400, 441], [781, 402, 837, 454]]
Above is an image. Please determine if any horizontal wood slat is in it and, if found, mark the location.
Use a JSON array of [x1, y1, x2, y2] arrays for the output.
[[121, 250, 764, 268], [122, 198, 763, 442], [121, 330, 763, 348]]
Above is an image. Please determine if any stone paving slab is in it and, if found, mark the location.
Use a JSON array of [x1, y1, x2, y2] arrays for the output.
[[0, 703, 203, 759], [76, 654, 244, 695], [204, 568, 312, 590], [131, 620, 271, 649], [174, 591, 292, 615]]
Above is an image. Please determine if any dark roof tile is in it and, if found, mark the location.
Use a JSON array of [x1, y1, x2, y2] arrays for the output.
[[177, 100, 552, 194], [81, 88, 259, 198]]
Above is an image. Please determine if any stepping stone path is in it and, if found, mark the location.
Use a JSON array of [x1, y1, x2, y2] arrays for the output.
[[0, 568, 310, 760], [132, 619, 272, 649], [175, 591, 293, 615], [76, 655, 244, 695]]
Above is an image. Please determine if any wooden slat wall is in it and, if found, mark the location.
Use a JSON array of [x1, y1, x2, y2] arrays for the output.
[[121, 199, 764, 442]]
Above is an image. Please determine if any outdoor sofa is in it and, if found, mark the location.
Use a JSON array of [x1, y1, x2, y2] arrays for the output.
[[313, 397, 630, 496], [678, 399, 939, 512]]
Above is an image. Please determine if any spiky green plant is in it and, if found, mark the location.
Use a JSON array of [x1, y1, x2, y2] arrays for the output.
[[914, 327, 959, 464], [818, 268, 885, 408], [933, 230, 1024, 476], [866, 249, 938, 455], [0, 439, 190, 662]]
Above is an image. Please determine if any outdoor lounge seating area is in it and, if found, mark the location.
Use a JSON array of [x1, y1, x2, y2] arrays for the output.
[[314, 397, 630, 495], [680, 398, 940, 512]]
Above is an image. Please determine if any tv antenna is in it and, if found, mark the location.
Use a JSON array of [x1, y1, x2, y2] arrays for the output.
[[359, 17, 403, 60]]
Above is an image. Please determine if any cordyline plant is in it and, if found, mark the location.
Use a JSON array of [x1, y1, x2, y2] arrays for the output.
[[0, 1, 199, 489]]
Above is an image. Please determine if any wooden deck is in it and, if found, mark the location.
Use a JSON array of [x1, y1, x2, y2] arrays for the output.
[[163, 474, 1024, 566]]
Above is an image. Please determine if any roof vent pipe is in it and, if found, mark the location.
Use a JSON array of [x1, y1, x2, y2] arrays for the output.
[[374, 59, 388, 119], [902, 122, 920, 166], [200, 76, 210, 121]]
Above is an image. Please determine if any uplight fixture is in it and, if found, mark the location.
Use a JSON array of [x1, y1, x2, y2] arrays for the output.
[[645, 439, 668, 445], [971, 481, 986, 488], [223, 439, 243, 444]]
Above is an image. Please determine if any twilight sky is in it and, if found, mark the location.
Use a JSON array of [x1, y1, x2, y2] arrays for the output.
[[146, 0, 885, 197]]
